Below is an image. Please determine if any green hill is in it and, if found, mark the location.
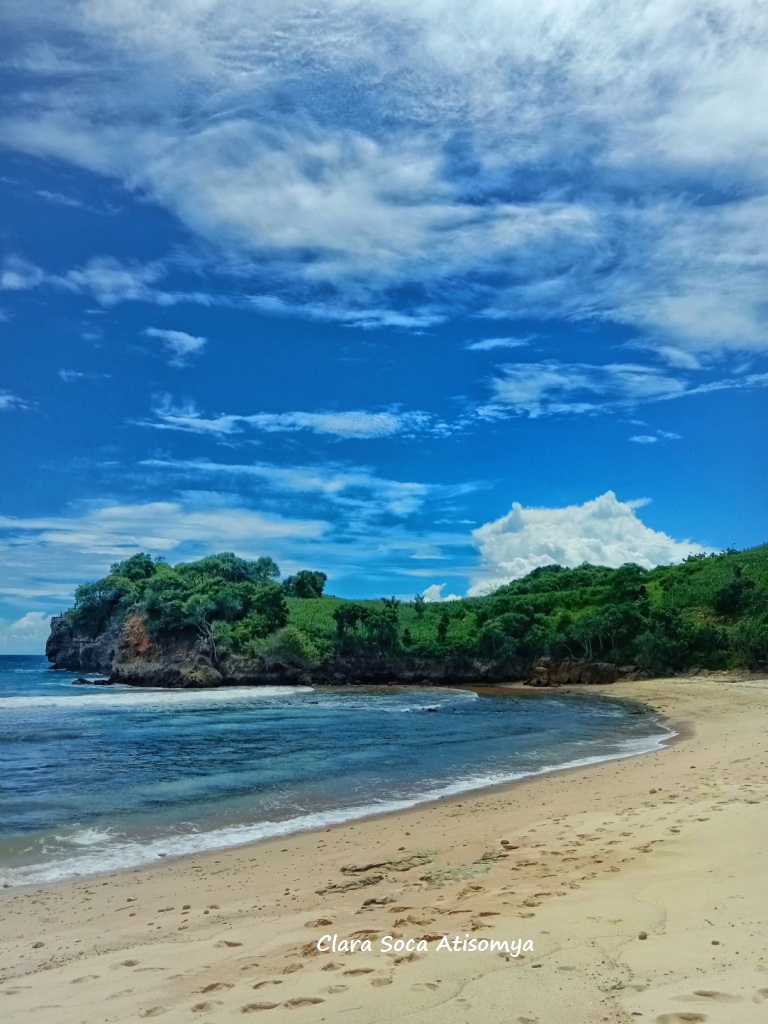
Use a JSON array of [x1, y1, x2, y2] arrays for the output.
[[51, 544, 768, 678]]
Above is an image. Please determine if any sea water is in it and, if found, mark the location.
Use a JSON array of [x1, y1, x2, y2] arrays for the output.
[[0, 655, 672, 887]]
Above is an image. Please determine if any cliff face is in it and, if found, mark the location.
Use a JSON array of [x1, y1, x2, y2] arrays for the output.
[[46, 612, 633, 687], [46, 614, 119, 673]]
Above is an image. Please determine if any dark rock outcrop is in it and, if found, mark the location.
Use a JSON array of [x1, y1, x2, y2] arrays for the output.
[[529, 657, 635, 686], [45, 614, 119, 674]]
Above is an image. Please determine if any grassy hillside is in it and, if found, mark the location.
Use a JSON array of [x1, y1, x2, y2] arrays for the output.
[[59, 545, 768, 675]]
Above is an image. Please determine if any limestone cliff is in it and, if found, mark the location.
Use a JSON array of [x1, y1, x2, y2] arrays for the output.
[[46, 612, 635, 687]]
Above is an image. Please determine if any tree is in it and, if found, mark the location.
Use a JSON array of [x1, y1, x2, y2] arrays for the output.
[[413, 594, 426, 618], [436, 610, 450, 644], [283, 570, 327, 598], [176, 553, 280, 586], [110, 553, 157, 582], [69, 574, 138, 637]]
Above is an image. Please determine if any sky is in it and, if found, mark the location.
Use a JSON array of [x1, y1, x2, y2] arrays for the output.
[[0, 0, 766, 652]]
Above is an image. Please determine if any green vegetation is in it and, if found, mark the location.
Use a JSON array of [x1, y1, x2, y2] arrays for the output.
[[63, 544, 768, 674]]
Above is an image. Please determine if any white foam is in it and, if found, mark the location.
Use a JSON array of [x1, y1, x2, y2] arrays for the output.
[[1, 723, 674, 889], [0, 685, 314, 710]]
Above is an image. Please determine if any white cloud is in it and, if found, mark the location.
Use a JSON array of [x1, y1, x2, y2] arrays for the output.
[[143, 399, 443, 438], [468, 490, 711, 595], [58, 369, 111, 383], [0, 501, 326, 558], [2, 255, 219, 308], [0, 611, 53, 655], [144, 327, 207, 366], [465, 336, 534, 351], [421, 583, 460, 602], [629, 429, 682, 443], [140, 457, 442, 517], [483, 360, 768, 418], [4, 2, 767, 347], [35, 189, 83, 208], [0, 256, 45, 291], [61, 257, 167, 305], [244, 410, 431, 438], [485, 361, 687, 418], [0, 390, 27, 411]]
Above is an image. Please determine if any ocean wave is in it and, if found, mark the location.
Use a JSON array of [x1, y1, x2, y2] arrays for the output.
[[0, 685, 315, 710], [0, 724, 673, 889]]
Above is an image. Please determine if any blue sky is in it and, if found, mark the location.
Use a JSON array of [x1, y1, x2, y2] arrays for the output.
[[0, 0, 766, 651]]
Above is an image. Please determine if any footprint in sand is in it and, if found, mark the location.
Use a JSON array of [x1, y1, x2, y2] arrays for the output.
[[343, 967, 375, 976], [241, 1003, 280, 1013], [216, 940, 243, 948], [691, 990, 741, 1003], [324, 985, 348, 994], [139, 1008, 168, 1018], [191, 1000, 223, 1012], [200, 982, 235, 993], [283, 997, 325, 1008], [656, 1014, 707, 1023], [252, 980, 284, 990], [71, 975, 100, 984], [370, 976, 393, 987]]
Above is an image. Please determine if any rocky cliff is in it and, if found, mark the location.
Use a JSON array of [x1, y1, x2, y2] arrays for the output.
[[46, 612, 636, 688]]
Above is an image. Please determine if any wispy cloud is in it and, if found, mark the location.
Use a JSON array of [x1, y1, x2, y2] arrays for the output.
[[0, 500, 327, 558], [0, 390, 27, 411], [3, 2, 766, 348], [629, 429, 682, 444], [139, 457, 453, 517], [142, 399, 449, 439], [143, 327, 207, 366], [481, 360, 768, 418], [34, 189, 83, 208], [464, 336, 535, 352], [58, 369, 111, 383], [0, 256, 45, 291]]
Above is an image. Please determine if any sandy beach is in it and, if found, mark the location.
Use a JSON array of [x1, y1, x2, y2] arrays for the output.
[[2, 675, 767, 1024]]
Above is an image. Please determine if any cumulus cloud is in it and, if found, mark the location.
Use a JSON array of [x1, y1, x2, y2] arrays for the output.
[[144, 327, 207, 366], [0, 611, 53, 654], [467, 490, 711, 595], [2, 1, 767, 348], [421, 583, 461, 602]]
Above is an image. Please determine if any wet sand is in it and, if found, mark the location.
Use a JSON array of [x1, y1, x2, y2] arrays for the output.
[[2, 675, 767, 1023]]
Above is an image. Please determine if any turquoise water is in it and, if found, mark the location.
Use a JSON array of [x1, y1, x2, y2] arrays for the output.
[[0, 655, 671, 887]]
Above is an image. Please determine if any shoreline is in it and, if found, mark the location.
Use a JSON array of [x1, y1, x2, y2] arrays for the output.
[[3, 675, 768, 1023], [1, 683, 673, 891]]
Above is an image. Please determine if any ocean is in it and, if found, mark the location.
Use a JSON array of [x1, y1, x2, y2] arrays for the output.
[[0, 655, 672, 888]]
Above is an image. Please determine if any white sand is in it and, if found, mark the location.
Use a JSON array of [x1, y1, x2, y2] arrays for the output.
[[2, 675, 767, 1023]]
